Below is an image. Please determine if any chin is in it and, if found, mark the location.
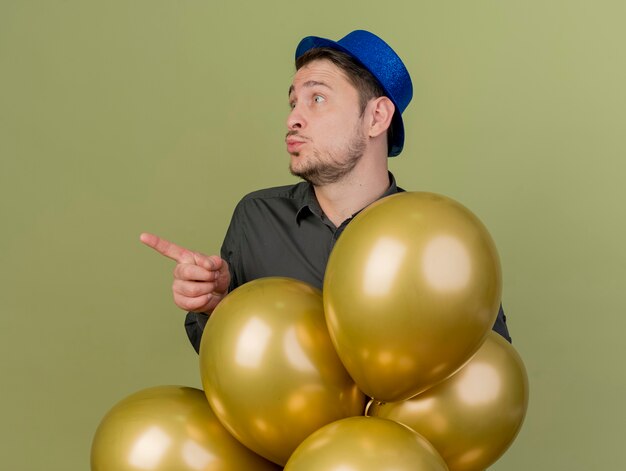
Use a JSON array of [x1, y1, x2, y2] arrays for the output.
[[289, 155, 308, 173]]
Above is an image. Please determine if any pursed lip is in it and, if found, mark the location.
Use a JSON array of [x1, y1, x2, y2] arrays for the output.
[[285, 137, 306, 154]]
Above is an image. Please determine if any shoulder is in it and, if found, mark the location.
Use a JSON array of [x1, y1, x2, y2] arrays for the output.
[[225, 182, 309, 235], [242, 182, 308, 201], [235, 182, 309, 210]]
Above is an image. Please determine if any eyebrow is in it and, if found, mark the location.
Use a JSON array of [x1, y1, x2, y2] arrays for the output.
[[288, 80, 333, 97]]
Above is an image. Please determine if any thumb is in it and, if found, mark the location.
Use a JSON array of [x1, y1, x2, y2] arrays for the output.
[[193, 253, 224, 272]]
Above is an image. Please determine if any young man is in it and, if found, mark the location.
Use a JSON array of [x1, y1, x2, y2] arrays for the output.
[[141, 30, 511, 352]]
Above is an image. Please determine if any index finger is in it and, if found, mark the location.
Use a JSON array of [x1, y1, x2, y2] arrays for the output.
[[140, 232, 195, 264]]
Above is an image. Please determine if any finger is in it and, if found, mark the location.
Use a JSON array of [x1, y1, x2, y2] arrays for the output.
[[140, 232, 195, 264], [174, 264, 217, 282], [173, 279, 217, 298], [173, 292, 212, 313], [175, 292, 227, 314]]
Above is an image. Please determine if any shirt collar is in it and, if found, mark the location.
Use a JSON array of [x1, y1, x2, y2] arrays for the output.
[[295, 172, 400, 225]]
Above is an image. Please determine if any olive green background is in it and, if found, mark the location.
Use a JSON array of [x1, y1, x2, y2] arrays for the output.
[[1, 0, 624, 469]]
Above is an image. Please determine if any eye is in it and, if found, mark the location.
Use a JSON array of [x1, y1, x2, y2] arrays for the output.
[[314, 95, 325, 104], [289, 101, 296, 110]]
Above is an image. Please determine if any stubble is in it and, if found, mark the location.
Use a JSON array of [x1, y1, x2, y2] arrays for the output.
[[289, 126, 367, 186]]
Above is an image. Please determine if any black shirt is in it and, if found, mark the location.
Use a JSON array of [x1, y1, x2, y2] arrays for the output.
[[185, 173, 511, 352]]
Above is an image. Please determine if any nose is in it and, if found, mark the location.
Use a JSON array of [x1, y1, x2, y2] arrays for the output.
[[286, 104, 305, 130]]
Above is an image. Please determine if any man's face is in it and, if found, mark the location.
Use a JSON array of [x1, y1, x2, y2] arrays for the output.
[[286, 59, 367, 186]]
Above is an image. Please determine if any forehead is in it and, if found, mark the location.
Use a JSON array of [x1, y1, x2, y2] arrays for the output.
[[289, 59, 355, 94]]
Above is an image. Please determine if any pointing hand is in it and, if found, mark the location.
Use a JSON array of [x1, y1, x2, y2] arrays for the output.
[[140, 232, 230, 314]]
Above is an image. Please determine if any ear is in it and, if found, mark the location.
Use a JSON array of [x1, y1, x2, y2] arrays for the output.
[[366, 96, 395, 138]]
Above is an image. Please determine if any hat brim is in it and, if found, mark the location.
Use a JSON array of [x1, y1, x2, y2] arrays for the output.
[[296, 35, 405, 157]]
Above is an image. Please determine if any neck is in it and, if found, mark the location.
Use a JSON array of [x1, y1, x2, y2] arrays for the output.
[[313, 154, 390, 227]]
